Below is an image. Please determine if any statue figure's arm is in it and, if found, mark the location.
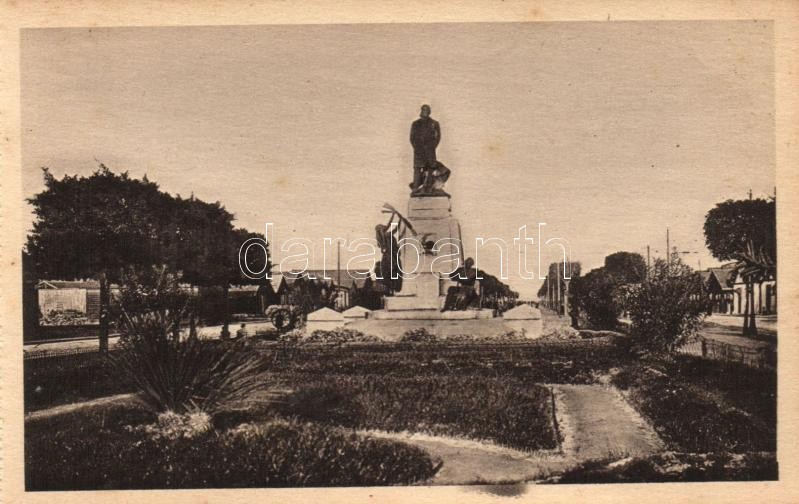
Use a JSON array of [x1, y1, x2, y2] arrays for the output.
[[433, 121, 441, 147]]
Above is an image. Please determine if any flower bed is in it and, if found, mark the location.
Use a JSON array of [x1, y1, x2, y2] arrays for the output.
[[262, 337, 630, 384], [275, 375, 559, 452], [25, 404, 440, 490]]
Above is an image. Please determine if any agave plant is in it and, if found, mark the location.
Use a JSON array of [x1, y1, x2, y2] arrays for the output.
[[110, 265, 267, 414], [111, 324, 267, 414]]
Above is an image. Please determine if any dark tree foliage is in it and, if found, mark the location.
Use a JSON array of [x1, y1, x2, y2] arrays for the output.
[[477, 271, 519, 313], [704, 197, 776, 337], [27, 167, 169, 280], [604, 251, 646, 284], [570, 267, 620, 330], [26, 165, 269, 348], [704, 198, 776, 263]]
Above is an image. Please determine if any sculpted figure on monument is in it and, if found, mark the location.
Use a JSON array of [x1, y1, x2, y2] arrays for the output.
[[409, 104, 451, 197], [375, 204, 416, 294], [442, 257, 480, 311]]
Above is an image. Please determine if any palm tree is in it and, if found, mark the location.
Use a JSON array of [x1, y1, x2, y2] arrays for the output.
[[734, 240, 776, 338]]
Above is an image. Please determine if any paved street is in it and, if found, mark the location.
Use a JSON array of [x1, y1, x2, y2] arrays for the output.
[[700, 314, 776, 350], [23, 320, 277, 356]]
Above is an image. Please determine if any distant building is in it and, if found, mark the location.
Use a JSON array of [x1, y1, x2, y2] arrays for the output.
[[700, 263, 776, 315], [36, 279, 116, 321]]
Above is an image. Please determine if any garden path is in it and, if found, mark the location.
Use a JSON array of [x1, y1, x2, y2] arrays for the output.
[[371, 384, 664, 485], [25, 393, 140, 422]]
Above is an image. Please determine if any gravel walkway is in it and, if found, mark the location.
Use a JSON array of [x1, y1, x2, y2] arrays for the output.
[[373, 384, 664, 485]]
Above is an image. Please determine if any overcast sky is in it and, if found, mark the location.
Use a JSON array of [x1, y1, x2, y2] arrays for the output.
[[21, 21, 774, 298]]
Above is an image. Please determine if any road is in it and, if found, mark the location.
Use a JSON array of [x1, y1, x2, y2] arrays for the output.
[[24, 320, 277, 357]]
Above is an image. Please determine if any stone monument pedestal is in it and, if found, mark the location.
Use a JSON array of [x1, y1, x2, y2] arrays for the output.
[[375, 195, 493, 321]]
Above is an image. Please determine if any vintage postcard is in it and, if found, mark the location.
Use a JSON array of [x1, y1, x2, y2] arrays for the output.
[[2, 1, 798, 503]]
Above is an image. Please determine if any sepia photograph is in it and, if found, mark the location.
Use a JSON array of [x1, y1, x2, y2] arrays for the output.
[[2, 3, 798, 501]]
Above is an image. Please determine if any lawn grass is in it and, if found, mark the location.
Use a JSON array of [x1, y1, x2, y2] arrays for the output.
[[274, 375, 559, 452], [25, 403, 440, 490], [24, 351, 133, 412]]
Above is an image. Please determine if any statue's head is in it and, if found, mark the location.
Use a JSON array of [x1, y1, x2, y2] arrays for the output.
[[420, 104, 431, 118], [465, 257, 475, 269]]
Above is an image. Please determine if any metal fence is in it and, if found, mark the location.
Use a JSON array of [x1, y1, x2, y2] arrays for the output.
[[678, 337, 776, 370], [24, 345, 106, 362]]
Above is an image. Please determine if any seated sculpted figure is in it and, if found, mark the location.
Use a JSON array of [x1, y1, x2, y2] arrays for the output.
[[442, 257, 479, 311]]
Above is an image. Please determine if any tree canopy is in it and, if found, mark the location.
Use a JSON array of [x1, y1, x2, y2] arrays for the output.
[[704, 196, 776, 337], [604, 251, 646, 284], [704, 198, 775, 268], [26, 165, 268, 286]]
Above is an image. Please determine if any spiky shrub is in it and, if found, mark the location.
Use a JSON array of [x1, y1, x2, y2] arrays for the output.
[[110, 266, 266, 414], [112, 333, 266, 414]]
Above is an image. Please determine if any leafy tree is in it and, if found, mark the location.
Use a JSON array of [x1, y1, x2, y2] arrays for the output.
[[604, 251, 646, 284], [704, 198, 776, 337], [27, 166, 173, 351], [478, 271, 519, 313], [26, 165, 269, 349], [619, 258, 708, 355], [570, 267, 620, 329], [537, 262, 581, 316]]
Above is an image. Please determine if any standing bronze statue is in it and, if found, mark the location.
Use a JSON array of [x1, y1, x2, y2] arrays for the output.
[[409, 104, 451, 196]]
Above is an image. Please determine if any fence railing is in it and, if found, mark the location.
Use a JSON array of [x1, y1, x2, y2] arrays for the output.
[[24, 345, 106, 361], [678, 337, 776, 370]]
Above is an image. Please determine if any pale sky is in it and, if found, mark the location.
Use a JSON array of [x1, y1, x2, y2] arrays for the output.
[[21, 21, 774, 298]]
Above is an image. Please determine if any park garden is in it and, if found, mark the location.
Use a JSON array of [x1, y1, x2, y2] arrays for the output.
[[23, 167, 777, 488]]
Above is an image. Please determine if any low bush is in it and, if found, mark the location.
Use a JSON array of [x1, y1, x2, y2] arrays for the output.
[[263, 337, 630, 384], [305, 328, 380, 344], [25, 405, 439, 490], [399, 327, 437, 342], [540, 326, 581, 341], [276, 375, 558, 452], [277, 328, 305, 343], [441, 330, 527, 343], [40, 309, 92, 326], [554, 451, 777, 483], [618, 258, 708, 354]]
